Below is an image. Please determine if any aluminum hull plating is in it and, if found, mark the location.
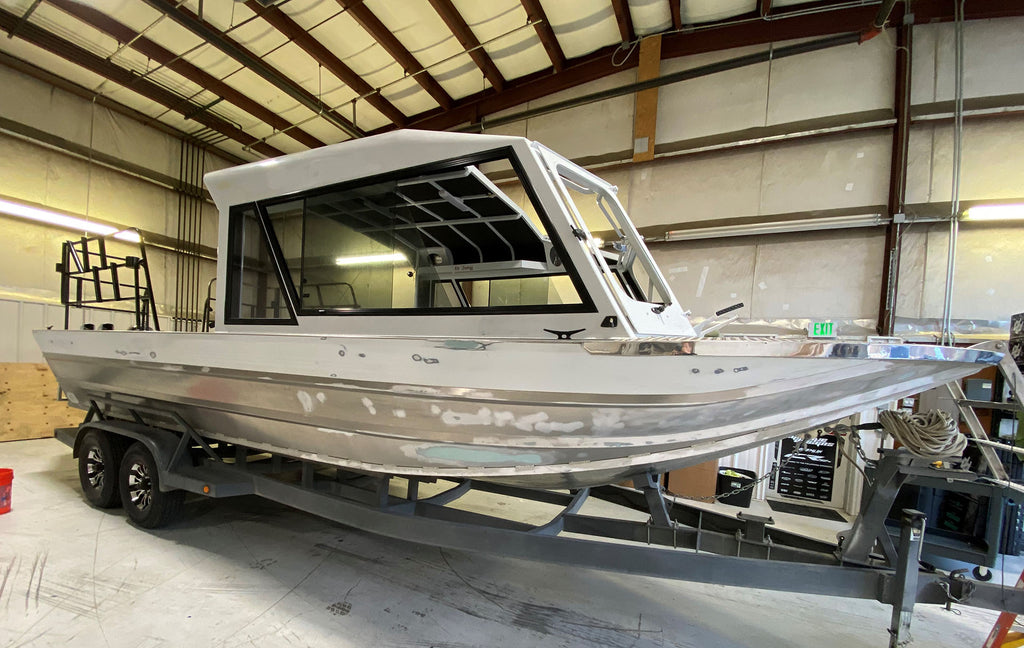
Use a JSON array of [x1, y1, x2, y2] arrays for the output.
[[35, 330, 997, 488]]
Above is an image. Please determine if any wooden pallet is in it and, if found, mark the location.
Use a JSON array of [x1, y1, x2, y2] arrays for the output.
[[0, 363, 82, 442]]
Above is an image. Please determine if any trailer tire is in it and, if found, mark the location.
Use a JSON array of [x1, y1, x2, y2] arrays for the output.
[[119, 442, 184, 528], [78, 430, 128, 509]]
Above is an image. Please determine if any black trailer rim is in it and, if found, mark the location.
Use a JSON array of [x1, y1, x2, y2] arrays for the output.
[[84, 447, 105, 489], [126, 460, 152, 511]]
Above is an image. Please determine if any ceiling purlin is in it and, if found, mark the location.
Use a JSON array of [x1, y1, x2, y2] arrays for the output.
[[335, 0, 453, 110], [519, 0, 565, 72], [425, 0, 505, 92], [379, 0, 1024, 135], [47, 0, 326, 150], [610, 0, 635, 44], [246, 0, 407, 127], [139, 0, 364, 138], [0, 6, 285, 157]]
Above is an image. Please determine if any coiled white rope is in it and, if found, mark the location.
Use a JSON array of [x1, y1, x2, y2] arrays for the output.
[[878, 409, 968, 460]]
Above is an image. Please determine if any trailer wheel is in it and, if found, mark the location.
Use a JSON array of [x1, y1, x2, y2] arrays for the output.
[[119, 442, 184, 528], [78, 430, 128, 509]]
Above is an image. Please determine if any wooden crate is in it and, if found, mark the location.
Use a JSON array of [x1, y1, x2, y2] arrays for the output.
[[0, 363, 83, 442]]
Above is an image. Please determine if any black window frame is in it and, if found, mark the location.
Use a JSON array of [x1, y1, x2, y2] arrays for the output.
[[227, 147, 597, 319], [224, 202, 299, 326]]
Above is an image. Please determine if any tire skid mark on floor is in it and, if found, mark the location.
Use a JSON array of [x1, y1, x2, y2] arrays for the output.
[[307, 535, 664, 648], [0, 555, 16, 607]]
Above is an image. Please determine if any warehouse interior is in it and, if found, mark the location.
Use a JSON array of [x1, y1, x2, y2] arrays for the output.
[[2, 0, 1024, 646]]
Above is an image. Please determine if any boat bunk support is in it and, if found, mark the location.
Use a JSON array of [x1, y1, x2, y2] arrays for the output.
[[840, 447, 1018, 570], [633, 471, 672, 527]]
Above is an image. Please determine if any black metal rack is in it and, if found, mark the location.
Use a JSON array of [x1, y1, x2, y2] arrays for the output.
[[56, 230, 160, 331]]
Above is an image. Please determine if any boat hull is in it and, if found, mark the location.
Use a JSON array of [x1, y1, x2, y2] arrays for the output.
[[34, 330, 998, 488]]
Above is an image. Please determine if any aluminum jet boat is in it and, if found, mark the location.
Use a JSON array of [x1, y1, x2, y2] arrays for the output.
[[35, 131, 999, 488]]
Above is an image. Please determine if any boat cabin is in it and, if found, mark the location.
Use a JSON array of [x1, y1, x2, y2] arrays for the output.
[[204, 131, 695, 340]]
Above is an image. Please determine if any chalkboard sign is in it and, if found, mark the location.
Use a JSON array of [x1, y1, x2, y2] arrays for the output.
[[772, 435, 838, 502]]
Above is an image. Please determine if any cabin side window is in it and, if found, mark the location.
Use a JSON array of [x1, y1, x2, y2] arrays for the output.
[[253, 155, 591, 315], [225, 205, 295, 323]]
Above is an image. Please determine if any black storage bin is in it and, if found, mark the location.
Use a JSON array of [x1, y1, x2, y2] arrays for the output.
[[998, 447, 1024, 555], [716, 467, 756, 507]]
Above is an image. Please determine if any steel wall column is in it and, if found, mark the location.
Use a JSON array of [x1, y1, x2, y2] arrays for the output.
[[877, 18, 912, 336]]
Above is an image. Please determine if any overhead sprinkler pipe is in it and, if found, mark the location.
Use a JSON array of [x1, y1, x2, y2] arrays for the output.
[[861, 0, 901, 42], [470, 3, 906, 134], [940, 0, 966, 346], [465, 31, 864, 132]]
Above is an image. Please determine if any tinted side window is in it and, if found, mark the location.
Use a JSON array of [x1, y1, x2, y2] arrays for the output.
[[252, 154, 593, 316], [226, 205, 293, 322]]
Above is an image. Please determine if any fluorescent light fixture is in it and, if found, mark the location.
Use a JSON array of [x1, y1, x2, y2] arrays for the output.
[[964, 204, 1024, 222], [114, 229, 142, 243], [0, 198, 141, 242], [334, 252, 407, 266]]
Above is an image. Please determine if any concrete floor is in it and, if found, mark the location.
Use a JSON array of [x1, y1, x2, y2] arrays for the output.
[[0, 438, 1012, 648]]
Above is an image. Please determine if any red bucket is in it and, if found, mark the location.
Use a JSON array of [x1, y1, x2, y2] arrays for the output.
[[0, 468, 12, 514]]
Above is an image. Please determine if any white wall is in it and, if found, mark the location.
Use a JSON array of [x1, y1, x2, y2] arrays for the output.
[[480, 17, 1024, 328], [650, 229, 887, 322], [0, 64, 224, 360], [0, 298, 138, 363]]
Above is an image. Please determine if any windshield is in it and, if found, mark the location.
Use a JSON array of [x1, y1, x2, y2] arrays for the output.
[[551, 165, 670, 308]]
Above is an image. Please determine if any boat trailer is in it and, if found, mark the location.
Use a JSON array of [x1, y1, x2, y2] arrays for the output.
[[58, 396, 1024, 648]]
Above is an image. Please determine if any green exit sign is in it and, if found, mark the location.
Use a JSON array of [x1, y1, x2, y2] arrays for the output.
[[808, 321, 836, 338]]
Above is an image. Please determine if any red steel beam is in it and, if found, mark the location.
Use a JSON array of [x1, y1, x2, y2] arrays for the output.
[[388, 0, 1024, 135], [878, 19, 912, 336], [610, 0, 634, 43], [914, 0, 1024, 21], [49, 0, 326, 150], [669, 0, 682, 30], [760, 0, 772, 18], [385, 44, 621, 134], [520, 0, 566, 72], [247, 0, 407, 127], [0, 6, 284, 157], [336, 0, 453, 109], [141, 0, 362, 137], [426, 0, 505, 92]]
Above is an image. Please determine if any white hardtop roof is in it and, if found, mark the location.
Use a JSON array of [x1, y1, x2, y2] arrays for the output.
[[204, 130, 531, 211]]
